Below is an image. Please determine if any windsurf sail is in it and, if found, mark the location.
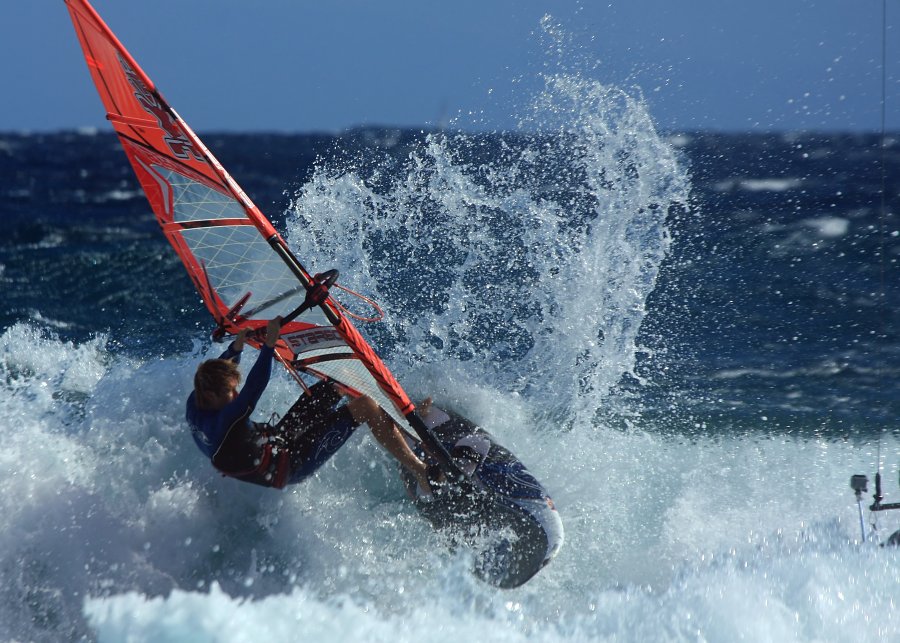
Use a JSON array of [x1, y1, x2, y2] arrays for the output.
[[65, 0, 456, 470]]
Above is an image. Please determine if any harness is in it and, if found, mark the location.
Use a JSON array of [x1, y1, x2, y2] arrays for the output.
[[211, 413, 290, 488], [211, 382, 344, 489]]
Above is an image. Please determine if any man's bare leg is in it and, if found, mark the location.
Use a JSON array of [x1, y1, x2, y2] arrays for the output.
[[347, 396, 432, 494]]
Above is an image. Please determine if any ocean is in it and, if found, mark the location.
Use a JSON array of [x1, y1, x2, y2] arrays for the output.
[[2, 80, 900, 640]]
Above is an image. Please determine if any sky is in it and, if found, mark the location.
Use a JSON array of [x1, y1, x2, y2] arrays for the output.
[[1, 0, 897, 134]]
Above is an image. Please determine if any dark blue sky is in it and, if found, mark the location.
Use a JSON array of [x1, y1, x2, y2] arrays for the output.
[[2, 1, 897, 133]]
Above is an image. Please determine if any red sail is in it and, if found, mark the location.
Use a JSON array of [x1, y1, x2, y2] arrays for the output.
[[65, 0, 418, 428]]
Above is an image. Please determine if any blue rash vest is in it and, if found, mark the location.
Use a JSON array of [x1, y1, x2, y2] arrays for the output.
[[186, 342, 275, 460]]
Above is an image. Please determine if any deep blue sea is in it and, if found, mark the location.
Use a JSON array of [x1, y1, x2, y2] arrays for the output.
[[2, 119, 899, 639]]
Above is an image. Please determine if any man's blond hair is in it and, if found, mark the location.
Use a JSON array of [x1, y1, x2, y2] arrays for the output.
[[194, 359, 241, 410]]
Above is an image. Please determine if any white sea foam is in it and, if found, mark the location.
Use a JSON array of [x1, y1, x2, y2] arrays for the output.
[[713, 178, 803, 193], [667, 134, 692, 148], [762, 214, 852, 258], [2, 323, 898, 641], [93, 189, 143, 203], [82, 544, 900, 643], [803, 216, 850, 238]]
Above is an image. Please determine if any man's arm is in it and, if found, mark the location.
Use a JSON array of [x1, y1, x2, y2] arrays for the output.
[[225, 319, 282, 413], [217, 328, 251, 363]]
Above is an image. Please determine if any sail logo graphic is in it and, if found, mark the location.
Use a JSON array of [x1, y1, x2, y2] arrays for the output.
[[283, 327, 346, 352], [117, 53, 205, 162]]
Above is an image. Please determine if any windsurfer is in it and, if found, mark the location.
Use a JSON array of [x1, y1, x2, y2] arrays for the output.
[[187, 317, 433, 494]]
